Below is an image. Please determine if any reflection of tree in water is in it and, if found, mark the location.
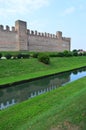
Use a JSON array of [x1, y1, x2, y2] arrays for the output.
[[72, 70, 78, 75], [0, 90, 4, 97], [79, 67, 86, 72], [6, 87, 13, 93], [72, 67, 86, 74], [57, 72, 71, 79]]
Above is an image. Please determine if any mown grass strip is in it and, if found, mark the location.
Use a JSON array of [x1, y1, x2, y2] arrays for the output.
[[0, 77, 86, 130], [0, 56, 86, 86]]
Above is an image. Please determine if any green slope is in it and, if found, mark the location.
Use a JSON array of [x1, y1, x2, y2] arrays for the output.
[[0, 56, 86, 85], [0, 77, 86, 130]]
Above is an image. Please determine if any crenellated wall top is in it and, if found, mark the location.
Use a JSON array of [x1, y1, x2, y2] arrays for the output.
[[0, 20, 70, 42], [62, 37, 71, 42], [27, 29, 59, 39], [0, 25, 16, 32]]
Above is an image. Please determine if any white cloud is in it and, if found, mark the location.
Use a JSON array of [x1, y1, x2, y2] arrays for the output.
[[62, 6, 75, 16], [0, 0, 49, 16]]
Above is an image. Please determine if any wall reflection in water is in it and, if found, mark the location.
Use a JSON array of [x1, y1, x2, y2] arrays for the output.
[[0, 67, 86, 110], [0, 73, 70, 110]]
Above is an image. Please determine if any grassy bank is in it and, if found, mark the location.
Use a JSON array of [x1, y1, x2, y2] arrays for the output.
[[0, 56, 86, 85], [0, 77, 86, 130]]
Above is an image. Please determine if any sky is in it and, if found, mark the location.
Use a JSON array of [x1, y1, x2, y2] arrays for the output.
[[0, 0, 86, 50]]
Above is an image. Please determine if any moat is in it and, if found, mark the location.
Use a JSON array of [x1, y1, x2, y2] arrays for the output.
[[0, 67, 86, 110]]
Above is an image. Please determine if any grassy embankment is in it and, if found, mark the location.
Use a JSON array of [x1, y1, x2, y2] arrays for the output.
[[0, 56, 86, 85], [0, 77, 86, 130]]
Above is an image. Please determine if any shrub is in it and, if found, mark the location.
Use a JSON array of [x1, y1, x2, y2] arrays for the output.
[[16, 53, 30, 59], [12, 55, 17, 59], [38, 53, 50, 64], [83, 52, 86, 56], [72, 49, 78, 56], [72, 52, 78, 56], [63, 50, 72, 57], [78, 53, 83, 56], [0, 53, 2, 59], [49, 52, 58, 57], [32, 52, 39, 58], [17, 53, 22, 59], [21, 53, 30, 59], [5, 54, 12, 59], [57, 52, 64, 57]]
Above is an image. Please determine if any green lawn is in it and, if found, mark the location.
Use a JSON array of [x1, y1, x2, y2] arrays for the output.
[[0, 56, 86, 86], [0, 77, 86, 130]]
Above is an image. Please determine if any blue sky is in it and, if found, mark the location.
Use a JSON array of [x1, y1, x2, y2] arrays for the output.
[[0, 0, 86, 50]]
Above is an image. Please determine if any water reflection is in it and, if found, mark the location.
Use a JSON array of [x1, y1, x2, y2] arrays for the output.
[[0, 67, 86, 110], [0, 99, 16, 110]]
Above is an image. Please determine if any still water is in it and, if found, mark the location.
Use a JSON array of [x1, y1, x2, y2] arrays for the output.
[[0, 67, 86, 110]]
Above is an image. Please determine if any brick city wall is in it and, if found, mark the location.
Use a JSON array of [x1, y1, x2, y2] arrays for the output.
[[0, 20, 71, 52]]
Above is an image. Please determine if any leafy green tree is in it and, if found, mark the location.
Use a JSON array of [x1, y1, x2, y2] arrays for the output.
[[63, 50, 72, 57], [72, 49, 78, 56]]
